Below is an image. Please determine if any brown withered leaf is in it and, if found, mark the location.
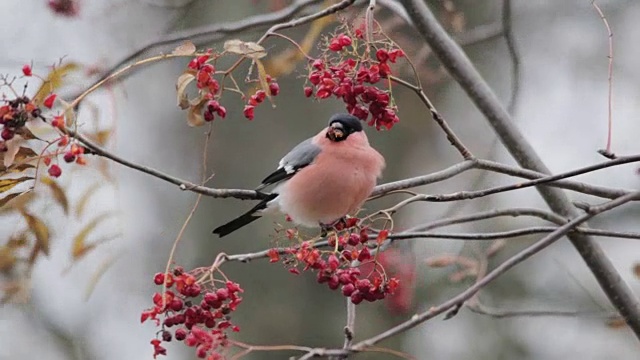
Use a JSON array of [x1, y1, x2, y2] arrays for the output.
[[172, 40, 197, 56], [0, 246, 17, 272], [33, 62, 80, 105], [223, 39, 267, 59], [1, 281, 28, 304], [75, 182, 101, 218], [2, 146, 37, 169], [0, 191, 28, 209], [41, 177, 69, 214], [0, 190, 34, 213], [0, 163, 35, 177], [72, 213, 114, 260], [633, 263, 640, 279], [186, 96, 208, 127], [14, 126, 39, 140], [255, 59, 273, 104], [21, 211, 50, 256], [176, 73, 196, 110], [7, 232, 28, 248], [0, 177, 33, 194]]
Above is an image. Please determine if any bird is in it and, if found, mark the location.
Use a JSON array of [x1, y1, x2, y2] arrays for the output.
[[213, 113, 385, 238]]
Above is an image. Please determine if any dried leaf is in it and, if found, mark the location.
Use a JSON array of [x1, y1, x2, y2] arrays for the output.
[[633, 263, 640, 279], [14, 126, 39, 140], [176, 73, 196, 110], [33, 62, 80, 105], [91, 129, 112, 146], [0, 191, 28, 209], [75, 182, 101, 218], [58, 99, 76, 127], [425, 255, 457, 268], [255, 59, 273, 104], [186, 96, 207, 127], [0, 163, 35, 177], [223, 39, 267, 59], [21, 211, 50, 256], [84, 253, 118, 301], [7, 232, 28, 248], [0, 190, 34, 213], [172, 40, 196, 55], [0, 247, 17, 272], [72, 213, 114, 259], [0, 177, 33, 193], [2, 146, 37, 169], [41, 177, 69, 214]]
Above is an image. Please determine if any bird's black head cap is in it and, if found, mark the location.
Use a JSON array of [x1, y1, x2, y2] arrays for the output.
[[326, 114, 363, 142]]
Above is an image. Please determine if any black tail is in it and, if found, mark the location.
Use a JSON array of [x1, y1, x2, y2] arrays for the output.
[[213, 193, 277, 237]]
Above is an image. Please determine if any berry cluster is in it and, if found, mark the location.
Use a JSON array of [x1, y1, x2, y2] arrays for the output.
[[0, 76, 85, 178], [304, 29, 405, 130], [141, 267, 242, 359], [269, 224, 399, 305], [243, 76, 280, 121], [181, 50, 280, 123]]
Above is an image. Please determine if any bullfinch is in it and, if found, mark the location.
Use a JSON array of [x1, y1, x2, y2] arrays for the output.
[[213, 113, 385, 237]]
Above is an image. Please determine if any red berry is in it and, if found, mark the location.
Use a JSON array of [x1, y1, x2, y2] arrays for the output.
[[48, 164, 62, 178], [215, 105, 226, 118], [153, 272, 165, 285], [162, 330, 172, 342], [328, 40, 343, 52], [338, 34, 352, 47], [22, 64, 32, 77], [204, 111, 215, 122], [357, 247, 371, 262], [175, 328, 187, 341], [215, 288, 229, 301], [170, 298, 184, 312], [327, 254, 340, 271], [243, 105, 255, 120], [350, 291, 364, 304], [63, 152, 75, 163], [304, 86, 313, 97], [1, 128, 14, 141], [269, 82, 280, 96], [43, 94, 57, 109], [254, 90, 266, 103], [376, 49, 389, 63], [342, 283, 355, 297], [311, 59, 324, 70]]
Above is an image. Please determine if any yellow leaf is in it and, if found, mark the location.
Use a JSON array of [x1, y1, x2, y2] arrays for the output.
[[75, 182, 101, 218], [186, 96, 207, 127], [41, 177, 69, 214], [255, 59, 273, 105], [58, 98, 76, 127], [0, 190, 34, 214], [72, 213, 115, 259], [223, 39, 267, 59], [32, 62, 80, 105], [21, 211, 50, 256], [7, 232, 28, 248], [0, 177, 33, 193], [172, 41, 197, 56], [176, 73, 196, 110], [91, 129, 113, 147], [0, 246, 17, 272]]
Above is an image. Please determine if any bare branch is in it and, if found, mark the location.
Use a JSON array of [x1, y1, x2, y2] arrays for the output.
[[399, 0, 640, 339], [347, 191, 640, 350]]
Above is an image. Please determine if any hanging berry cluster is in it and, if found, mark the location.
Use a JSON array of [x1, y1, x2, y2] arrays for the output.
[[268, 221, 399, 305], [177, 42, 280, 125], [304, 25, 405, 130], [1, 65, 88, 178], [141, 266, 243, 359]]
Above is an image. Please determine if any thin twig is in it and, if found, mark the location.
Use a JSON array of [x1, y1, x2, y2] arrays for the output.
[[398, 0, 640, 339], [502, 0, 521, 114], [592, 0, 615, 157], [346, 191, 640, 351]]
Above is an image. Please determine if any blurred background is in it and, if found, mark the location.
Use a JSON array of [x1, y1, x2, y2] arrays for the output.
[[1, 0, 640, 359]]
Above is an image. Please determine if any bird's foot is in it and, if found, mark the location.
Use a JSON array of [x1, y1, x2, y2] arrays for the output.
[[319, 217, 347, 237]]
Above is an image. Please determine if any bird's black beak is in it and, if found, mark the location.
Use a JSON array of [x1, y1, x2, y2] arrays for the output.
[[326, 124, 345, 141]]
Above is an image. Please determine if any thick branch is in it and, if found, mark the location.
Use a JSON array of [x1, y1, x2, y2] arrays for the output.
[[399, 0, 640, 338]]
